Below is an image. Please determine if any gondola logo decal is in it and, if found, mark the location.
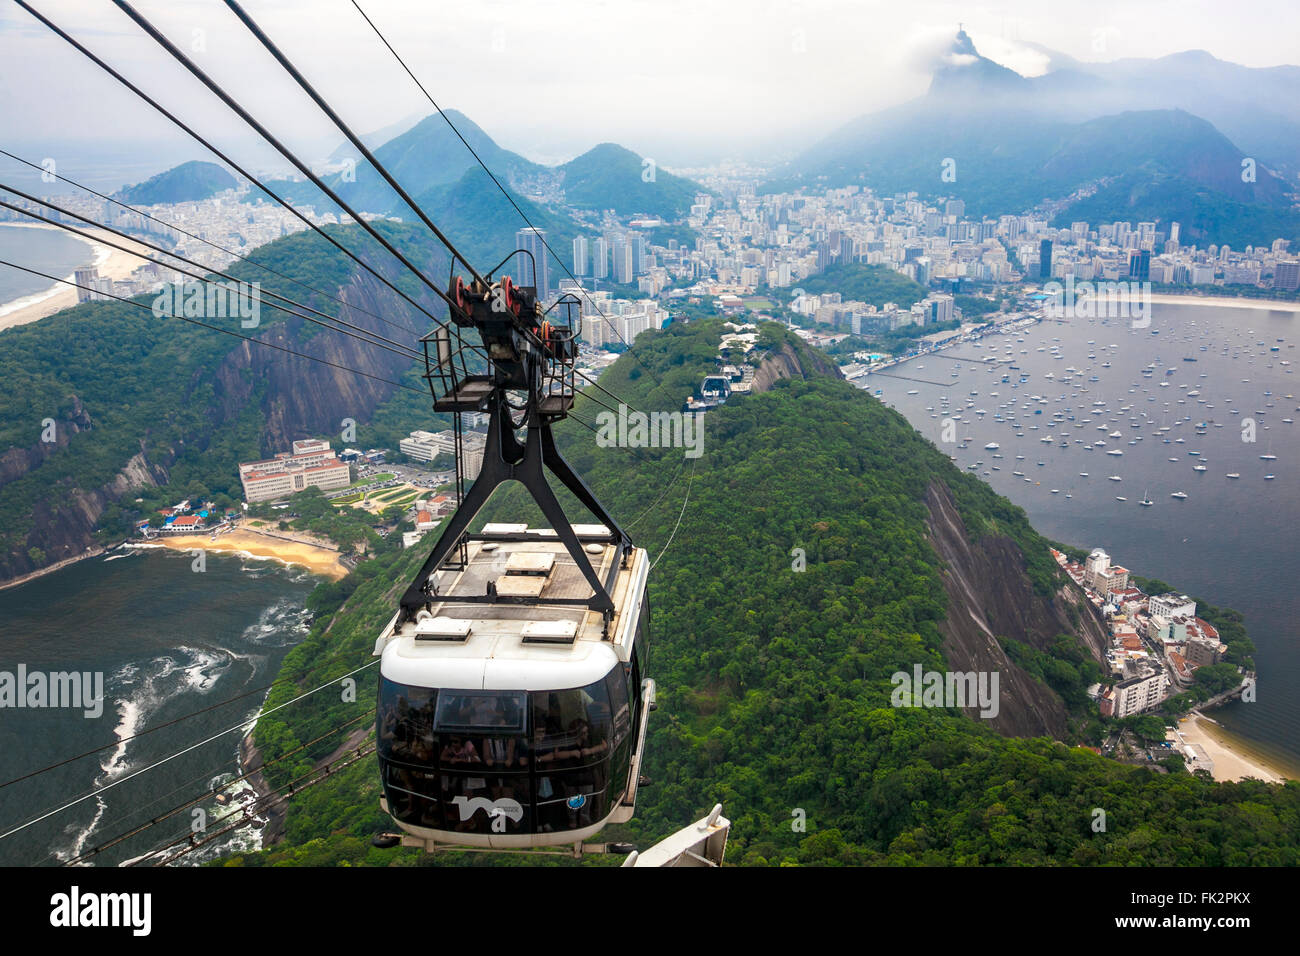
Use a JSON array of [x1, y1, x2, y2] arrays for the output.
[[452, 795, 524, 830], [566, 794, 587, 810]]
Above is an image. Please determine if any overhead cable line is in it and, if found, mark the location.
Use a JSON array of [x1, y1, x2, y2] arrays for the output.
[[60, 709, 374, 867], [349, 0, 667, 389], [108, 0, 464, 321], [649, 459, 696, 572], [624, 457, 687, 531], [133, 742, 376, 866], [14, 0, 442, 338], [0, 192, 423, 361], [222, 0, 486, 288], [0, 658, 380, 844], [0, 640, 382, 796], [0, 261, 424, 394], [0, 146, 424, 337]]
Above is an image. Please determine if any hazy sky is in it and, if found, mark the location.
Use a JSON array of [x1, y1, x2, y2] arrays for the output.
[[3, 0, 1299, 179]]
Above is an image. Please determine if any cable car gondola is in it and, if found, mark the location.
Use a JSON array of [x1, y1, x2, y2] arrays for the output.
[[373, 270, 654, 849]]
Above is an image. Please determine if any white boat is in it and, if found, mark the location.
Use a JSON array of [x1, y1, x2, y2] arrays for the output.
[[1226, 473, 1240, 479], [1171, 491, 1188, 499], [1108, 475, 1122, 482], [984, 442, 1000, 450]]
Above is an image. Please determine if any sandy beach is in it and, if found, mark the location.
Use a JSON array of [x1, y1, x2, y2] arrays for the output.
[[0, 221, 155, 332], [155, 528, 348, 580], [1170, 713, 1294, 783], [1148, 292, 1300, 312]]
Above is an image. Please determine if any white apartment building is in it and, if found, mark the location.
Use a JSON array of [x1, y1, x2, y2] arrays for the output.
[[399, 429, 484, 478], [238, 440, 351, 503], [1112, 670, 1170, 718], [1149, 593, 1196, 622]]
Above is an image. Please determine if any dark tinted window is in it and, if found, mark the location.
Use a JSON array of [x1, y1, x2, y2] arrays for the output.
[[381, 670, 628, 836], [377, 678, 436, 763], [434, 691, 527, 732], [606, 667, 630, 747]]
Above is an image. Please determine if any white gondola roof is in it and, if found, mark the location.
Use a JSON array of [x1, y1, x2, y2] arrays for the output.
[[376, 525, 648, 692]]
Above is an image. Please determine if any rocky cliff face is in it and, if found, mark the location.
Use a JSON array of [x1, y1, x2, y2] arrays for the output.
[[750, 340, 843, 393], [214, 271, 423, 455], [923, 480, 1109, 738]]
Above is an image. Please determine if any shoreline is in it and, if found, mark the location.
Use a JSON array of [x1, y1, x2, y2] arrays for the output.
[[0, 221, 155, 332], [0, 546, 108, 591], [1172, 711, 1298, 784], [152, 528, 348, 580], [1150, 292, 1300, 312]]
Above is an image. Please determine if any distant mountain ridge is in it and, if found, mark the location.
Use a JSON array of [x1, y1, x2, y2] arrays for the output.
[[251, 111, 708, 273], [115, 160, 237, 205], [775, 31, 1300, 248], [557, 143, 700, 220]]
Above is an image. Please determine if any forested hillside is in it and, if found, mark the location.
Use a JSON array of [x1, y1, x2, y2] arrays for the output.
[[226, 318, 1300, 867], [0, 221, 446, 581]]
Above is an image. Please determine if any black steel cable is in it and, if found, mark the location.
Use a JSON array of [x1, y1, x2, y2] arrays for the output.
[[0, 192, 423, 361], [0, 658, 379, 843], [624, 457, 687, 531], [137, 742, 376, 866], [13, 0, 440, 338], [222, 0, 486, 288], [349, 0, 667, 388], [0, 260, 425, 393], [0, 634, 382, 796], [0, 146, 425, 337], [60, 708, 375, 866], [109, 0, 461, 320]]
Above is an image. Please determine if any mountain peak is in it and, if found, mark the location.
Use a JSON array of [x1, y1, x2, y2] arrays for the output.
[[951, 25, 977, 57], [927, 27, 1029, 99]]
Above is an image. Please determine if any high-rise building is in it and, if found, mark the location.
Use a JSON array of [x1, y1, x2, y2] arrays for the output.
[[613, 240, 634, 284], [573, 236, 588, 276], [1111, 671, 1169, 718], [1039, 239, 1053, 279], [592, 237, 609, 279], [514, 228, 549, 299], [1274, 260, 1300, 292], [929, 293, 953, 324], [1129, 249, 1151, 281]]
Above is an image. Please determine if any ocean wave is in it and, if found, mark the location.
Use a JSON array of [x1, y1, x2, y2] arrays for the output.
[[54, 795, 108, 866], [240, 598, 311, 648]]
